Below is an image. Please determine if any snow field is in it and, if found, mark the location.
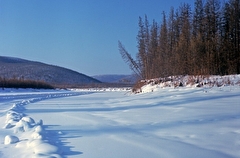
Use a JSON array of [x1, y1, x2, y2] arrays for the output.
[[23, 87, 240, 158], [0, 86, 240, 158]]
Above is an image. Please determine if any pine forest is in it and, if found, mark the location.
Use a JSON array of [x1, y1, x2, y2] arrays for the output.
[[119, 0, 240, 79]]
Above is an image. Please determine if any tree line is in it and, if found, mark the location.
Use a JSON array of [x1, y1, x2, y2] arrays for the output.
[[119, 0, 240, 79], [0, 77, 54, 89]]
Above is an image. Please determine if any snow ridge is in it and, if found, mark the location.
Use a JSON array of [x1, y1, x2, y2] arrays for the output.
[[2, 91, 85, 158], [136, 75, 240, 93]]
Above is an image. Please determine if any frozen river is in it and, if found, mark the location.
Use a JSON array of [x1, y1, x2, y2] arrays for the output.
[[0, 87, 240, 158]]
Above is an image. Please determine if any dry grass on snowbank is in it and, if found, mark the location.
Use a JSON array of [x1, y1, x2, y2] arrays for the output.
[[133, 75, 240, 93]]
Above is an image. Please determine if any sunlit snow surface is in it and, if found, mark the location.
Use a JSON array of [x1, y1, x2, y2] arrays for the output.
[[0, 87, 240, 158]]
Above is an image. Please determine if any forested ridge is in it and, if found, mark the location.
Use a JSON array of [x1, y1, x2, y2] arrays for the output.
[[0, 56, 101, 88], [119, 0, 240, 79]]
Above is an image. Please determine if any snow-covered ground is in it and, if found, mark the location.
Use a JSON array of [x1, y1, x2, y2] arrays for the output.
[[0, 86, 240, 158]]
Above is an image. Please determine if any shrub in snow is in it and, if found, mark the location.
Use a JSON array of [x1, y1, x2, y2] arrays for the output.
[[4, 135, 19, 145], [27, 139, 61, 156], [3, 123, 15, 129], [34, 125, 44, 133], [36, 119, 43, 126], [21, 116, 35, 125], [14, 119, 33, 133], [31, 132, 43, 140], [32, 125, 45, 139], [6, 110, 23, 122], [33, 142, 59, 155], [14, 126, 25, 133]]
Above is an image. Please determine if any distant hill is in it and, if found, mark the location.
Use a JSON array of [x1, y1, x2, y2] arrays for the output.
[[0, 56, 101, 87], [92, 74, 139, 84]]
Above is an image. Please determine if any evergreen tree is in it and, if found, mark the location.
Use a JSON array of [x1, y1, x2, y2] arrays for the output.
[[118, 0, 239, 79], [158, 12, 168, 77], [167, 7, 176, 76], [149, 20, 159, 78], [176, 3, 192, 75], [192, 0, 206, 74], [228, 0, 240, 74], [204, 0, 221, 74]]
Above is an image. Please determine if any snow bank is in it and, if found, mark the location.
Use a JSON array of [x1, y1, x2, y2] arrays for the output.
[[135, 74, 240, 93], [4, 135, 19, 145], [71, 87, 131, 92], [3, 101, 62, 157], [1, 90, 84, 158]]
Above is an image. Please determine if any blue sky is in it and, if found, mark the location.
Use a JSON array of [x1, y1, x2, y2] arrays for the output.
[[0, 0, 195, 76]]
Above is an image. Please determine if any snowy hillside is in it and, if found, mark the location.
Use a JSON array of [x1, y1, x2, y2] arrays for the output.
[[0, 84, 239, 157], [0, 56, 101, 87]]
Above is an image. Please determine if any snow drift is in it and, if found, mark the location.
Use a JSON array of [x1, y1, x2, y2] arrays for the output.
[[0, 90, 86, 158]]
